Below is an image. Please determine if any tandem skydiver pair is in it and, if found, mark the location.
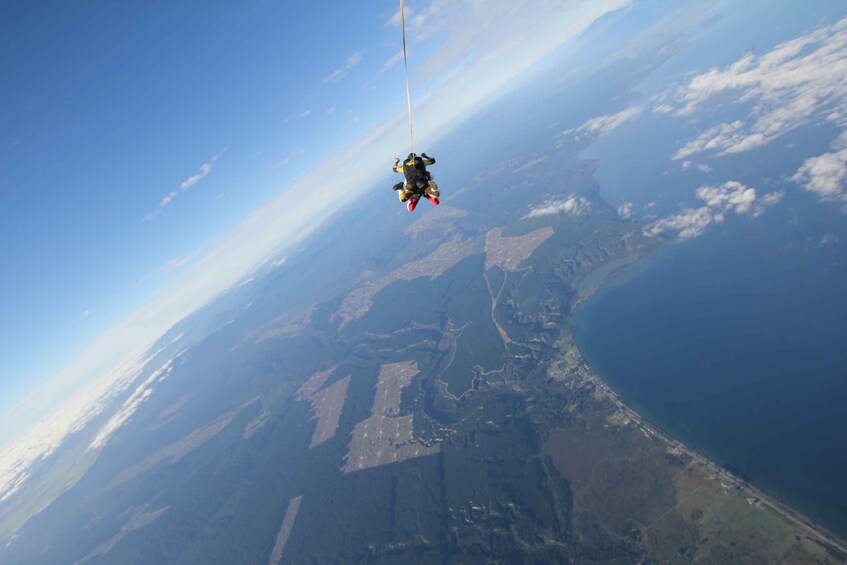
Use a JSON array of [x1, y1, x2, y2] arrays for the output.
[[391, 152, 439, 212], [390, 1, 442, 214]]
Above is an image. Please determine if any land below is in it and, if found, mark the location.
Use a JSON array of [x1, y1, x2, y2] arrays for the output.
[[2, 142, 845, 565]]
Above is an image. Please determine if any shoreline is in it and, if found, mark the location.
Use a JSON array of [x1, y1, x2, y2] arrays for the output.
[[566, 253, 847, 556], [576, 356, 847, 555]]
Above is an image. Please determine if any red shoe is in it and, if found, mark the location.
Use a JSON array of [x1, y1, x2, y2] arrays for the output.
[[407, 197, 419, 212], [425, 195, 440, 206]]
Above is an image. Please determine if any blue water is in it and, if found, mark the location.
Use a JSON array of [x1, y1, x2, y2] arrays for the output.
[[574, 201, 847, 536]]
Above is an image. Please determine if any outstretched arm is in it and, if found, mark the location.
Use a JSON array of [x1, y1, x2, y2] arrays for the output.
[[421, 153, 435, 166], [393, 157, 403, 173]]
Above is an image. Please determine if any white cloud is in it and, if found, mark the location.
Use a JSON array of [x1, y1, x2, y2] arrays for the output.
[[323, 69, 346, 83], [513, 156, 549, 173], [645, 206, 716, 239], [382, 49, 405, 72], [407, 0, 631, 84], [681, 161, 711, 173], [325, 106, 336, 115], [284, 108, 316, 123], [143, 190, 178, 221], [565, 106, 643, 137], [819, 233, 839, 247], [526, 195, 591, 218], [274, 152, 296, 170], [644, 180, 782, 238], [791, 134, 847, 208], [89, 357, 176, 450], [144, 153, 222, 220], [673, 120, 746, 160], [406, 0, 457, 42], [180, 153, 221, 191], [0, 352, 148, 502], [159, 191, 177, 206], [752, 190, 784, 217], [323, 51, 363, 83], [617, 202, 634, 219], [385, 5, 413, 28], [181, 163, 210, 191], [665, 17, 847, 158], [157, 248, 202, 274], [695, 181, 757, 214], [0, 330, 186, 506]]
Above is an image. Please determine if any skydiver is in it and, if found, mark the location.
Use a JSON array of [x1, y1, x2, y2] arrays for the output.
[[392, 152, 440, 212]]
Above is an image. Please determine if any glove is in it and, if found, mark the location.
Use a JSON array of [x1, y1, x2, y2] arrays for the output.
[[393, 158, 400, 166]]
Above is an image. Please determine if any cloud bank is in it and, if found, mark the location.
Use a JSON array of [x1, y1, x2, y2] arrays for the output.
[[565, 106, 643, 137], [88, 357, 177, 450], [180, 155, 219, 190], [575, 15, 847, 212], [324, 52, 363, 84], [644, 181, 783, 239], [144, 153, 222, 221], [791, 132, 847, 210], [526, 195, 592, 218], [617, 202, 634, 219], [664, 17, 847, 162]]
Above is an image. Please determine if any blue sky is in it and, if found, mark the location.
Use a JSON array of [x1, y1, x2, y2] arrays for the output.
[[1, 0, 637, 446], [0, 1, 431, 412]]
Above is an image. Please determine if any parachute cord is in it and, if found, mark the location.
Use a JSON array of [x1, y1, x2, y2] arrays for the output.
[[400, 0, 415, 159]]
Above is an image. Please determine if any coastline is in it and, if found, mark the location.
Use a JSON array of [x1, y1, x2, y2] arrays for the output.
[[574, 351, 847, 556], [566, 252, 847, 557]]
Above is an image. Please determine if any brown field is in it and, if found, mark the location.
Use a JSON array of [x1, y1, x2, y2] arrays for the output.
[[344, 414, 437, 473], [113, 406, 245, 486], [404, 206, 468, 238], [512, 155, 550, 173], [74, 504, 171, 564], [308, 375, 350, 448], [252, 306, 315, 344], [372, 361, 418, 417], [267, 495, 302, 565], [335, 236, 483, 327], [296, 365, 338, 401], [242, 411, 270, 440], [484, 227, 553, 271], [344, 361, 437, 473]]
